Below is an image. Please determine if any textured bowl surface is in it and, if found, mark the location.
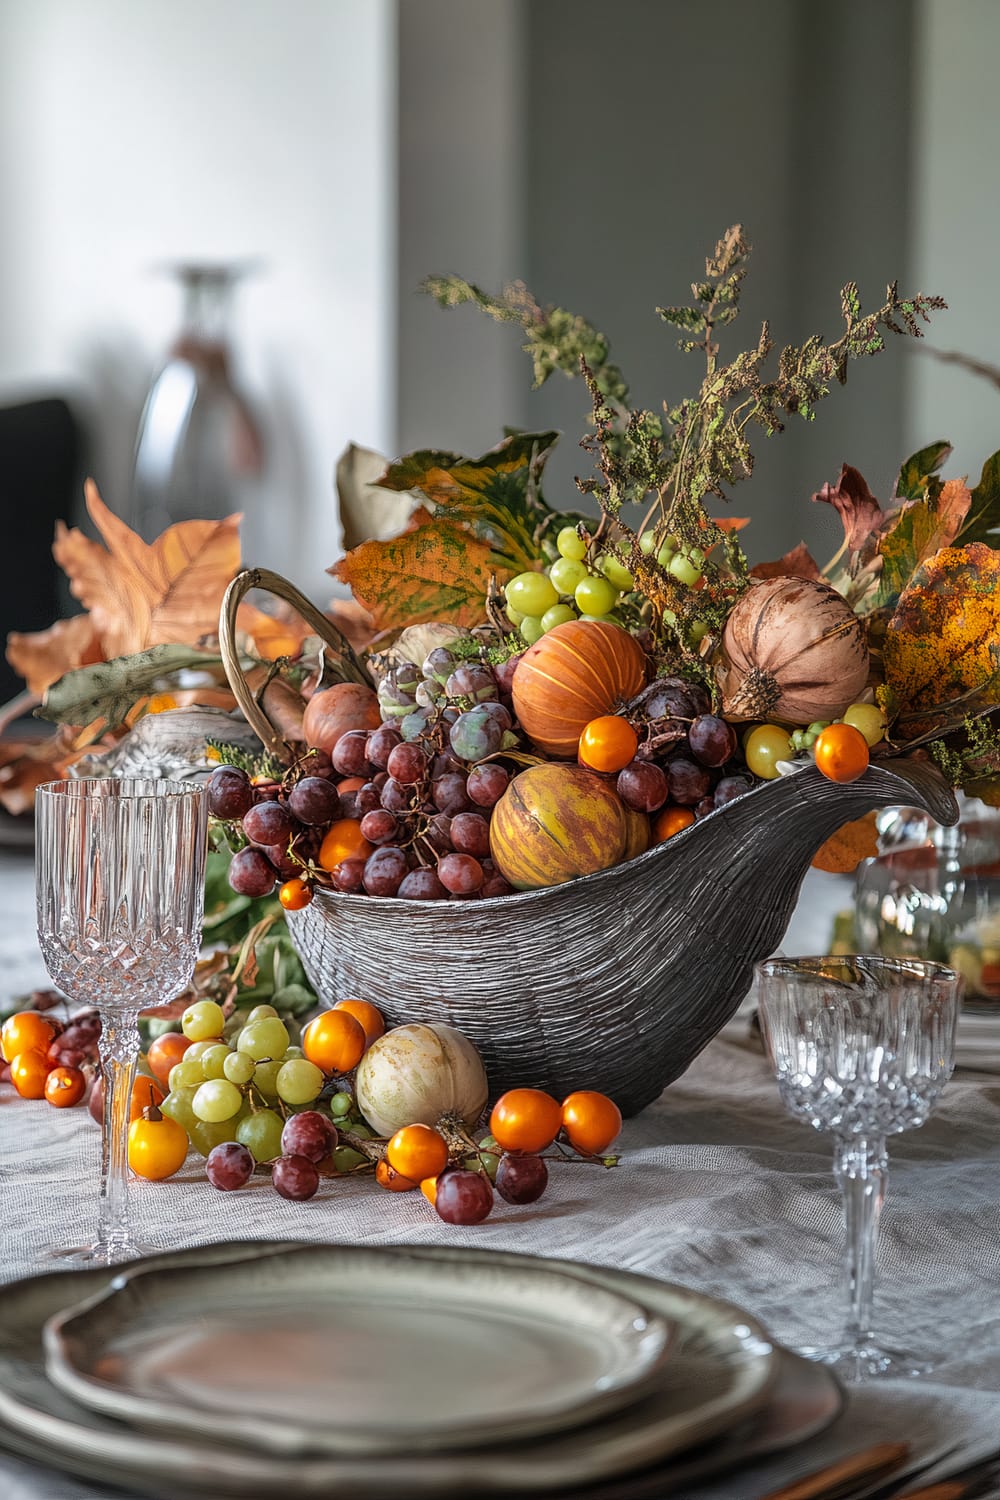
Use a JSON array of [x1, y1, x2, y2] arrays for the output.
[[288, 759, 958, 1114]]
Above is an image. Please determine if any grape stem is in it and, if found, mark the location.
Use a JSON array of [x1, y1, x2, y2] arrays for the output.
[[540, 1139, 621, 1168]]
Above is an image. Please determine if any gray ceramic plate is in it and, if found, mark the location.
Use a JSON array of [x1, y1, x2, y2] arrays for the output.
[[0, 1239, 788, 1497], [42, 1244, 670, 1455]]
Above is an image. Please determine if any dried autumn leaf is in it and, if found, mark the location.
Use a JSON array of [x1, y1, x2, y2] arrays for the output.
[[957, 449, 1000, 547], [327, 597, 376, 652], [6, 613, 102, 696], [237, 601, 311, 660], [331, 517, 507, 632], [812, 464, 884, 553], [750, 542, 821, 581], [38, 645, 228, 733], [883, 542, 1000, 737], [811, 812, 880, 874], [54, 480, 243, 658], [336, 443, 420, 552], [0, 731, 86, 816]]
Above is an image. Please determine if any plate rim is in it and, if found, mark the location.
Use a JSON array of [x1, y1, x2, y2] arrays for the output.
[[0, 1238, 780, 1496], [42, 1242, 673, 1456]]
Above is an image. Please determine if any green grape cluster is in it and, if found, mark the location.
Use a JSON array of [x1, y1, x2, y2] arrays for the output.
[[505, 526, 632, 642], [789, 721, 832, 753], [504, 524, 711, 645], [160, 999, 330, 1162]]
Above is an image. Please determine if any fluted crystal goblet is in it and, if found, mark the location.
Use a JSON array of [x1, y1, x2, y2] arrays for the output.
[[35, 779, 207, 1264], [755, 954, 961, 1382]]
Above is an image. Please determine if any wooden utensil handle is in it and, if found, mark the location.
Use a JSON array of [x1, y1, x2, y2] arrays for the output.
[[761, 1441, 909, 1500]]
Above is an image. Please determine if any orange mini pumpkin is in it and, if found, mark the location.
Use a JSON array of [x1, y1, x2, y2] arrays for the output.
[[511, 620, 646, 759]]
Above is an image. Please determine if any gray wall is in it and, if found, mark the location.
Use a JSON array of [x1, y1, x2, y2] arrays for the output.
[[907, 0, 1000, 480], [397, 0, 917, 566]]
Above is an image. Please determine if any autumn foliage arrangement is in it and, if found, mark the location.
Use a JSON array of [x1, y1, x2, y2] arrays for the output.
[[6, 225, 1000, 897]]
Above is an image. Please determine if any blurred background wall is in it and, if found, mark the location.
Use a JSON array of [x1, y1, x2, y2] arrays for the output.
[[0, 0, 394, 601], [0, 0, 997, 629]]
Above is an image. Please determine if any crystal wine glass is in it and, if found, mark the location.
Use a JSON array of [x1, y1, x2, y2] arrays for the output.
[[755, 954, 961, 1382], [35, 779, 208, 1264]]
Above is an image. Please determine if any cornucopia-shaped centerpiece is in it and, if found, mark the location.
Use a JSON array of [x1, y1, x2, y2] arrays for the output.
[[12, 225, 1000, 1118], [216, 563, 958, 1116]]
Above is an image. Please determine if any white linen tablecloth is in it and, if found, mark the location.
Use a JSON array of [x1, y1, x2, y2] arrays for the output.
[[2, 852, 999, 1499]]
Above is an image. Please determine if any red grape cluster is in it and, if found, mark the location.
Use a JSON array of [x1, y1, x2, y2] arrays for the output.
[[208, 758, 339, 898], [44, 1006, 102, 1071], [206, 1110, 336, 1200], [620, 677, 752, 820], [209, 643, 525, 903]]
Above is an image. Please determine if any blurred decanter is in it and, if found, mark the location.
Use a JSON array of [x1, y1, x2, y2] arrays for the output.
[[131, 264, 264, 538], [855, 796, 1000, 1003]]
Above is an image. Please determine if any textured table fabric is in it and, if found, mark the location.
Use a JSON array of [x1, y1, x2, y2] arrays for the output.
[[2, 849, 999, 1499]]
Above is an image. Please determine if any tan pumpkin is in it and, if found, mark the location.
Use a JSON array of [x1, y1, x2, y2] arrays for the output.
[[302, 682, 381, 752], [622, 806, 651, 860], [716, 576, 869, 725], [511, 620, 647, 758], [489, 763, 629, 890]]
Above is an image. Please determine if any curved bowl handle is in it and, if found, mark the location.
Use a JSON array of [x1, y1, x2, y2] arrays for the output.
[[219, 568, 374, 761], [863, 756, 960, 828]]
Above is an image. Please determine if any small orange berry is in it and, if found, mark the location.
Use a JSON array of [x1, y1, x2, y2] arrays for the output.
[[375, 1159, 418, 1192], [9, 1049, 51, 1099], [334, 998, 385, 1045], [652, 804, 695, 842], [279, 877, 313, 911], [578, 715, 640, 774], [561, 1090, 623, 1155], [302, 1009, 367, 1074], [813, 723, 870, 784]]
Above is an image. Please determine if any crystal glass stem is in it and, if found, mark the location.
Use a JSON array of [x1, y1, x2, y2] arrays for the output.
[[98, 1009, 141, 1260], [834, 1135, 887, 1353]]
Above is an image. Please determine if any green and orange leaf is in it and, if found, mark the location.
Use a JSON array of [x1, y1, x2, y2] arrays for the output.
[[331, 516, 511, 632], [375, 431, 561, 572], [876, 476, 971, 607], [957, 449, 1000, 547], [895, 440, 952, 502], [883, 541, 1000, 737]]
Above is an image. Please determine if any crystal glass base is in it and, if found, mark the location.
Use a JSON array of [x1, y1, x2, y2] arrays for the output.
[[796, 1340, 932, 1382], [44, 1236, 152, 1268]]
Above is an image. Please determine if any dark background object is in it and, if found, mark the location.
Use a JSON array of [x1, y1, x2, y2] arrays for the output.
[[0, 398, 80, 705]]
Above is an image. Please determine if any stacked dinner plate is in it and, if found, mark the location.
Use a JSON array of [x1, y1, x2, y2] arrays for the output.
[[0, 1241, 842, 1498]]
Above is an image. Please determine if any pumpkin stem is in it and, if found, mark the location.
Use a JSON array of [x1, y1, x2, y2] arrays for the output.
[[436, 1111, 480, 1163], [724, 664, 780, 720], [337, 1128, 387, 1164], [142, 1081, 164, 1124]]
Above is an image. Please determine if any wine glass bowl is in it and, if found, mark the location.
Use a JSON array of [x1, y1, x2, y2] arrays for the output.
[[35, 779, 207, 1264], [756, 954, 961, 1382]]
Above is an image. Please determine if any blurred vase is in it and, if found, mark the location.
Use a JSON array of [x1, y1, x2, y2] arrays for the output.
[[131, 264, 264, 538]]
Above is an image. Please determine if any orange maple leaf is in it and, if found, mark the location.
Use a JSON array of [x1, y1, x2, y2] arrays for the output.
[[6, 481, 309, 701], [0, 731, 87, 816], [6, 614, 102, 697], [54, 480, 243, 658], [811, 812, 880, 874]]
